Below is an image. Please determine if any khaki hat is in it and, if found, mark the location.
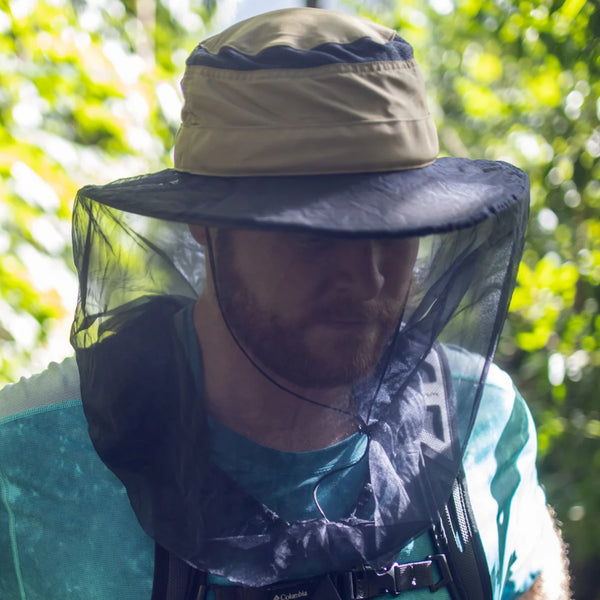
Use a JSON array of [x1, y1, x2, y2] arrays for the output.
[[77, 7, 528, 236]]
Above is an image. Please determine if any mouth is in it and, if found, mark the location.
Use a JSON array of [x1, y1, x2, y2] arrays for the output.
[[311, 301, 400, 335]]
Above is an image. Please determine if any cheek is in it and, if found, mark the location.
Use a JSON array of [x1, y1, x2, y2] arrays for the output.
[[382, 241, 419, 299], [379, 259, 415, 300], [270, 265, 325, 312], [384, 274, 412, 303], [236, 247, 319, 310]]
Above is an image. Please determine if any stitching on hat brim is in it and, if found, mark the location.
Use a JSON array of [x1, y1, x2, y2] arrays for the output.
[[180, 115, 434, 130], [183, 58, 418, 82]]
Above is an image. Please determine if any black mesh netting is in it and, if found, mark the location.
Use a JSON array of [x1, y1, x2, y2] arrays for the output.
[[70, 177, 528, 585]]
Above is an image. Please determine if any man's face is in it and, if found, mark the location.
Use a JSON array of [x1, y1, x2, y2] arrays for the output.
[[211, 229, 419, 389]]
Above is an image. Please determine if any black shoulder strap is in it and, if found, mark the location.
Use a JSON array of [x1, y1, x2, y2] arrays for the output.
[[432, 469, 493, 600], [151, 543, 206, 600]]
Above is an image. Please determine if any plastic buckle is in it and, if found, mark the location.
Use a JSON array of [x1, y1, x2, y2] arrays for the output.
[[427, 554, 453, 592], [344, 564, 399, 598], [339, 554, 453, 599], [375, 565, 400, 596]]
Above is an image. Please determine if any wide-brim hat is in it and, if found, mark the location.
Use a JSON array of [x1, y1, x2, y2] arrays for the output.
[[77, 7, 529, 237]]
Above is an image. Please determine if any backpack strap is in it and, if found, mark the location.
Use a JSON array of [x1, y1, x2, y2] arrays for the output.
[[151, 543, 207, 600], [432, 469, 493, 600], [150, 548, 453, 599]]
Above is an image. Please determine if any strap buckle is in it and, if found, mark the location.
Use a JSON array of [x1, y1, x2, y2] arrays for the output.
[[427, 554, 453, 592], [339, 554, 453, 599]]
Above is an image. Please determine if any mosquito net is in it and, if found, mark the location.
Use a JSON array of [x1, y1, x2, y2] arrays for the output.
[[70, 172, 528, 585]]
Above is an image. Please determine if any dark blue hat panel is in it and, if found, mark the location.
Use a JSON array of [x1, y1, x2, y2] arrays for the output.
[[186, 35, 414, 71]]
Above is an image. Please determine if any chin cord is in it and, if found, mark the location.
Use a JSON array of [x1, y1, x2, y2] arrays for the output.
[[204, 228, 407, 519], [205, 228, 362, 419]]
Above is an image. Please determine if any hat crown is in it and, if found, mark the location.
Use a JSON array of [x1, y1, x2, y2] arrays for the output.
[[174, 8, 439, 177], [199, 7, 396, 56]]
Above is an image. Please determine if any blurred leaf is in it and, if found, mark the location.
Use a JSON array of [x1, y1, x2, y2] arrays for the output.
[[0, 0, 218, 386]]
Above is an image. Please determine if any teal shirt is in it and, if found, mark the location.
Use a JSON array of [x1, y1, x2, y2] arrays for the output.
[[0, 352, 545, 599]]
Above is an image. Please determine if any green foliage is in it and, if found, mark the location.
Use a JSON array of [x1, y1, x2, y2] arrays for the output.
[[353, 0, 599, 594], [0, 0, 216, 384], [1, 0, 599, 595]]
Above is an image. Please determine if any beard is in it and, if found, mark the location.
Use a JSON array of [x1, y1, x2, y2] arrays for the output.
[[213, 234, 405, 389]]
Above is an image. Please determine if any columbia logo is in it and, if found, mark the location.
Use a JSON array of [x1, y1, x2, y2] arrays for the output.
[[272, 591, 308, 600]]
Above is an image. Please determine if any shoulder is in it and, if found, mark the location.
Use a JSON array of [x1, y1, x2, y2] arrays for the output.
[[0, 356, 81, 421], [444, 343, 515, 400], [443, 344, 539, 509], [443, 346, 547, 599], [443, 344, 527, 444], [0, 357, 154, 599]]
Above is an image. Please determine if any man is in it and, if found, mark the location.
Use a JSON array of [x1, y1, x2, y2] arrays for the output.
[[0, 8, 569, 600]]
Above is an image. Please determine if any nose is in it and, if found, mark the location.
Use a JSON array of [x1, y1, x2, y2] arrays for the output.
[[333, 240, 386, 300]]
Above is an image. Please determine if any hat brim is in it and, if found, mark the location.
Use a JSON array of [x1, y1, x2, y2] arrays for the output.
[[77, 157, 528, 237]]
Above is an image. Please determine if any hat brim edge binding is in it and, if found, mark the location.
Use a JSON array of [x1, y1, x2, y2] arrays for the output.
[[76, 157, 529, 238]]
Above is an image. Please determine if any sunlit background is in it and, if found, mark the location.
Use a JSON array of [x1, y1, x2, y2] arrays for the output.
[[1, 0, 598, 596]]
